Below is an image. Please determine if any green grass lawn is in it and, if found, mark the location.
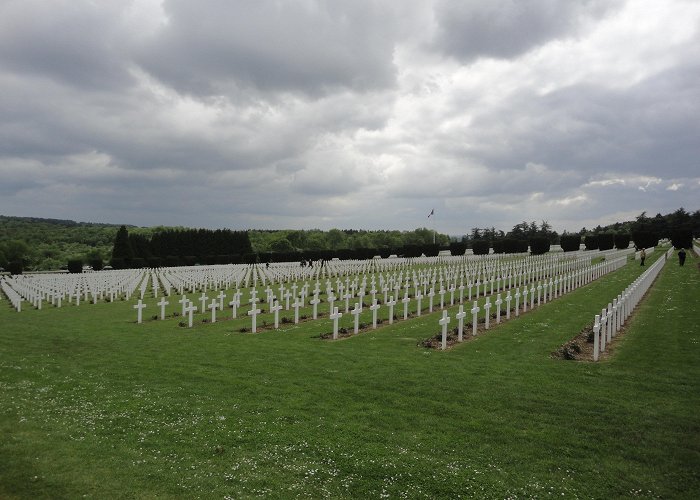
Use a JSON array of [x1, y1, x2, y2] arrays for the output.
[[1, 250, 698, 499]]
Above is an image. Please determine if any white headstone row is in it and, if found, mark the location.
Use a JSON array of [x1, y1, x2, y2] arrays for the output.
[[591, 249, 669, 361]]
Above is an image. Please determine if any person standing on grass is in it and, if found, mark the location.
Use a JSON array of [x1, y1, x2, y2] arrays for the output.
[[678, 248, 686, 266], [640, 248, 646, 266]]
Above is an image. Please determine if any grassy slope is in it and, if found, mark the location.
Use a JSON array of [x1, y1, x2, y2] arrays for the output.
[[0, 250, 698, 499]]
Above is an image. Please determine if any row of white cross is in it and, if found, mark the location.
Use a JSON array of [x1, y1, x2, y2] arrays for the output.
[[433, 256, 631, 350], [591, 248, 671, 361]]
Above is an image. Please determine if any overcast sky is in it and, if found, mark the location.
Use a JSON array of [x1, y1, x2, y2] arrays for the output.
[[1, 0, 698, 235]]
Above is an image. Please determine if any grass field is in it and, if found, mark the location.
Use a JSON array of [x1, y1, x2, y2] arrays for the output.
[[1, 250, 698, 499]]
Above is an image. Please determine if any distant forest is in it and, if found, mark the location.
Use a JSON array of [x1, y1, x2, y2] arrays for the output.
[[0, 208, 697, 272]]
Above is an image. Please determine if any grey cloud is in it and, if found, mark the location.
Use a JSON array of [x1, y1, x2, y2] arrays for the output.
[[135, 0, 399, 98], [431, 0, 622, 62], [0, 1, 135, 90]]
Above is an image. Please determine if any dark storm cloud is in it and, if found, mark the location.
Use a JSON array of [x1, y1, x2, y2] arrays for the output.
[[431, 0, 621, 62]]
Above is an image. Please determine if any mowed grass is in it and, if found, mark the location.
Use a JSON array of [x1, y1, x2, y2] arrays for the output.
[[1, 250, 698, 499]]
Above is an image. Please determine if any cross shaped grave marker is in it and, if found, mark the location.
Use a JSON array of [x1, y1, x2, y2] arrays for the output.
[[386, 296, 397, 325], [458, 284, 465, 304], [530, 285, 535, 310], [217, 290, 226, 310], [593, 314, 601, 362], [327, 292, 336, 316], [536, 283, 542, 307], [284, 290, 292, 310], [229, 294, 240, 319], [292, 297, 302, 324], [415, 290, 423, 317], [133, 299, 146, 324], [522, 288, 528, 312], [605, 302, 613, 343], [515, 289, 521, 317], [455, 304, 467, 342], [248, 304, 261, 333], [600, 308, 608, 351], [438, 287, 446, 309], [208, 299, 219, 323], [495, 294, 503, 324], [467, 282, 473, 301], [199, 293, 208, 315], [270, 300, 283, 328], [369, 300, 380, 329], [330, 307, 342, 340], [449, 283, 456, 306], [439, 310, 451, 350], [310, 294, 320, 319], [470, 301, 480, 336], [483, 297, 492, 330], [185, 301, 197, 328], [427, 288, 435, 313], [157, 297, 169, 320], [179, 294, 188, 316], [398, 294, 409, 320], [351, 303, 361, 334], [505, 291, 512, 320]]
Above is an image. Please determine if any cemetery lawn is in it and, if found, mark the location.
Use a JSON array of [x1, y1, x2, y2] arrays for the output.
[[1, 252, 699, 498]]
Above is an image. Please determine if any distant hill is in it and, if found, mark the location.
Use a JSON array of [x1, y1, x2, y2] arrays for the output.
[[0, 215, 142, 271]]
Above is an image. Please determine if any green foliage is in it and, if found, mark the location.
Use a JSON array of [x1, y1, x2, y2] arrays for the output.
[[584, 234, 599, 250], [598, 233, 615, 251], [670, 229, 692, 249], [111, 225, 134, 263], [472, 240, 490, 255], [632, 231, 658, 249], [0, 216, 123, 271], [528, 236, 550, 255], [614, 233, 631, 250], [67, 259, 83, 274], [7, 260, 23, 275], [560, 233, 581, 252]]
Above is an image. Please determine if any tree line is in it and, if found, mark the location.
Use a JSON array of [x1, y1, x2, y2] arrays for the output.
[[1, 208, 698, 274]]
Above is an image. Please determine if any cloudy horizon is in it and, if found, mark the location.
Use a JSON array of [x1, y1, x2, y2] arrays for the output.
[[1, 0, 698, 236]]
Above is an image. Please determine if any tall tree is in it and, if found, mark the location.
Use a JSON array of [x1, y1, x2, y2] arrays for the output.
[[111, 225, 134, 261]]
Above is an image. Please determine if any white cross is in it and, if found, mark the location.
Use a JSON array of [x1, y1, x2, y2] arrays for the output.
[[185, 301, 197, 328], [208, 299, 219, 323], [178, 294, 188, 316], [505, 291, 512, 320], [470, 301, 480, 336], [600, 308, 608, 351], [514, 289, 521, 317], [133, 299, 146, 324], [310, 294, 320, 319], [401, 295, 411, 320], [369, 300, 380, 329], [199, 293, 208, 315], [217, 290, 226, 310], [439, 310, 451, 350], [438, 287, 446, 309], [157, 297, 169, 320], [522, 288, 528, 312], [495, 294, 502, 324], [351, 303, 361, 334], [593, 314, 601, 362], [271, 300, 282, 328], [292, 298, 302, 324], [427, 288, 435, 313], [537, 284, 542, 307], [386, 296, 397, 324], [530, 285, 535, 310], [455, 305, 466, 342], [483, 297, 492, 330], [248, 304, 261, 333], [330, 307, 343, 340], [415, 290, 423, 317]]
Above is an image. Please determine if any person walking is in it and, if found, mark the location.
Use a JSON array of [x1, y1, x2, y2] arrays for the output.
[[640, 248, 646, 266], [678, 248, 687, 266]]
